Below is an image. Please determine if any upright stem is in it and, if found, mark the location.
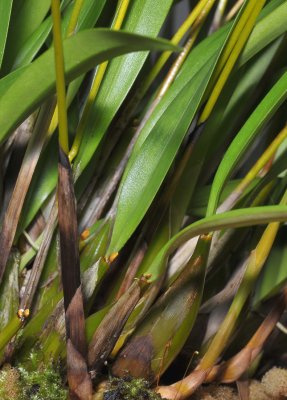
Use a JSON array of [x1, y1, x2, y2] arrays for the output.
[[200, 0, 267, 124], [48, 0, 86, 135], [17, 0, 86, 319], [52, 1, 92, 398], [66, 0, 85, 37], [209, 0, 228, 32], [140, 0, 216, 97], [51, 0, 69, 154]]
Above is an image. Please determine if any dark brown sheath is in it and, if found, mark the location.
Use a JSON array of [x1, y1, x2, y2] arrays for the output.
[[58, 147, 92, 400]]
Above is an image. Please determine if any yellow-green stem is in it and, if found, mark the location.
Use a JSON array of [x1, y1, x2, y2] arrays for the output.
[[139, 0, 216, 97], [113, 0, 131, 29], [137, 0, 215, 131], [225, 0, 245, 21], [200, 0, 266, 123], [48, 0, 86, 136], [212, 0, 256, 81], [68, 0, 131, 162], [199, 189, 287, 370], [251, 181, 275, 207], [156, 31, 200, 103], [51, 0, 69, 154], [217, 124, 287, 214], [66, 0, 84, 37], [237, 123, 287, 192]]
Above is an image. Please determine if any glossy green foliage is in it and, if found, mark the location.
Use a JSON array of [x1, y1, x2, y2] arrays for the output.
[[147, 205, 287, 285], [207, 70, 287, 216], [0, 29, 177, 144], [1, 0, 287, 394], [0, 0, 13, 68], [14, 0, 176, 232], [73, 0, 175, 177], [13, 0, 106, 69], [2, 0, 52, 72], [109, 0, 287, 252]]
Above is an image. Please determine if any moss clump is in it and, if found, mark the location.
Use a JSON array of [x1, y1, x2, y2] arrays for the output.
[[261, 367, 287, 399], [194, 384, 238, 400], [249, 380, 269, 400], [0, 351, 68, 400], [0, 364, 21, 399], [18, 361, 67, 399], [104, 377, 164, 400]]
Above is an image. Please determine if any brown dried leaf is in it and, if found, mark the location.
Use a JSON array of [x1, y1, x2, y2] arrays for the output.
[[88, 280, 144, 372], [0, 103, 54, 285], [58, 148, 92, 398]]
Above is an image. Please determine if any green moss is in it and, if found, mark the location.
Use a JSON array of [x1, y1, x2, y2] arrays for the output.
[[104, 377, 164, 400], [0, 351, 68, 400]]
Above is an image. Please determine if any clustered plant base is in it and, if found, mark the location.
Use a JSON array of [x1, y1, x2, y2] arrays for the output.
[[0, 0, 287, 399]]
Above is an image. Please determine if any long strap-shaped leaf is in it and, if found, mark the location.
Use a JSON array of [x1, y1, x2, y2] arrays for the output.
[[1, 0, 51, 73], [14, 0, 287, 243], [0, 103, 54, 286], [0, 0, 84, 296], [110, 205, 287, 289], [156, 194, 287, 398], [0, 30, 177, 145], [0, 0, 13, 68], [112, 234, 211, 380], [206, 70, 287, 216], [107, 0, 271, 253], [157, 288, 287, 398], [0, 30, 177, 287], [205, 289, 287, 383], [112, 203, 287, 380]]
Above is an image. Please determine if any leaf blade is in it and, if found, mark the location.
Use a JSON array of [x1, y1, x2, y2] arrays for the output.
[[206, 70, 287, 216], [0, 28, 178, 144], [0, 0, 13, 68]]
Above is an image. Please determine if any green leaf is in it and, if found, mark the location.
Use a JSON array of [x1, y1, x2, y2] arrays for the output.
[[171, 35, 283, 228], [253, 227, 287, 305], [13, 0, 107, 69], [6, 0, 175, 231], [2, 0, 52, 72], [0, 28, 178, 144], [12, 16, 52, 69], [171, 0, 287, 228], [0, 0, 13, 68], [62, 0, 106, 33], [188, 179, 260, 217], [108, 49, 222, 253], [108, 0, 287, 253], [113, 235, 211, 380], [72, 0, 174, 178], [18, 0, 287, 238], [170, 0, 287, 229], [86, 305, 111, 343], [206, 70, 287, 216], [146, 205, 287, 285], [240, 0, 287, 65]]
